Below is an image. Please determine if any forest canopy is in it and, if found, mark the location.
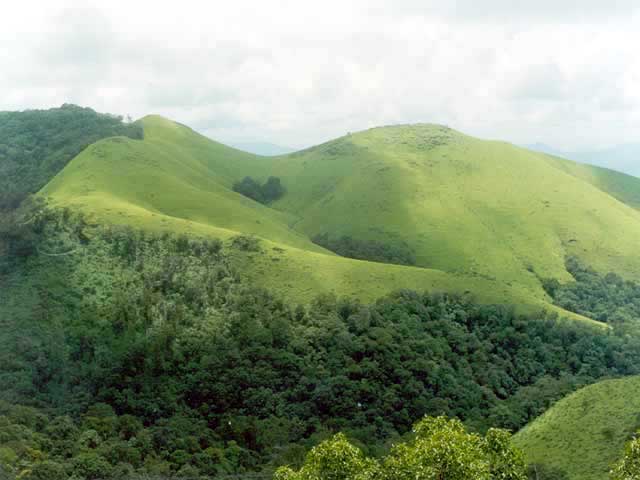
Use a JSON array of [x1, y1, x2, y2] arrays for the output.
[[0, 104, 142, 212]]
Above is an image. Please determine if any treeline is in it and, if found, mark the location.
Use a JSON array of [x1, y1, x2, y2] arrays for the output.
[[3, 212, 640, 476], [312, 232, 416, 266], [232, 176, 285, 204], [543, 256, 640, 325], [0, 104, 143, 212]]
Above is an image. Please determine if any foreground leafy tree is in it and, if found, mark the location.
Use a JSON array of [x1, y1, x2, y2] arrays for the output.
[[383, 417, 526, 480], [275, 433, 378, 480], [276, 416, 526, 480], [611, 434, 640, 480]]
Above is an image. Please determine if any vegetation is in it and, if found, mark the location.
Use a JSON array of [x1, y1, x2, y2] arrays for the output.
[[233, 176, 286, 204], [0, 104, 142, 212], [611, 431, 640, 480], [543, 256, 640, 325], [312, 233, 415, 265], [275, 416, 526, 480], [3, 210, 640, 476], [7, 109, 640, 478], [514, 376, 640, 480], [40, 114, 640, 320], [543, 153, 640, 211]]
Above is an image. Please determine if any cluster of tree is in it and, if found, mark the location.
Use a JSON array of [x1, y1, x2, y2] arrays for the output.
[[542, 256, 640, 324], [4, 212, 640, 475], [312, 233, 416, 266], [232, 176, 286, 204], [276, 416, 526, 480], [0, 196, 50, 262], [0, 104, 143, 213]]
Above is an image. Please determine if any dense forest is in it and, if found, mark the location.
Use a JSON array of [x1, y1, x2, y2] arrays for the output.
[[312, 233, 416, 266], [2, 206, 640, 478], [0, 104, 142, 211]]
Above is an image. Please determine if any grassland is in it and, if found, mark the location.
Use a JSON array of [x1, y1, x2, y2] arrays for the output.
[[514, 376, 640, 480], [40, 116, 640, 321]]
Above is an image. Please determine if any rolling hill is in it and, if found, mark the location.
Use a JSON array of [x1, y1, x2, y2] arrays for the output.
[[40, 115, 640, 320], [514, 376, 640, 480]]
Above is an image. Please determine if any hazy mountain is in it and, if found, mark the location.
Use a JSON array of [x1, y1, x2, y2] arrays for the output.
[[228, 140, 294, 156], [526, 142, 640, 177]]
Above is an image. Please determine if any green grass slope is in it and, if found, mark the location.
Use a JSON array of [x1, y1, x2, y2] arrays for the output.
[[543, 153, 640, 211], [514, 376, 640, 480], [41, 116, 640, 320], [42, 116, 321, 253]]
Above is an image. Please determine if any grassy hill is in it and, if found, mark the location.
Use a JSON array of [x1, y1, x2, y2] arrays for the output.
[[263, 125, 640, 287], [41, 116, 640, 320], [514, 376, 640, 480]]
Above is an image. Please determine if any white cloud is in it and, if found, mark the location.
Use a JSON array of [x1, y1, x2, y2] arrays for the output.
[[1, 0, 639, 151]]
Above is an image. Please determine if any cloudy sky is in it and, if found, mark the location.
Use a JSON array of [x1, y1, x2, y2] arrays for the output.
[[1, 0, 639, 150]]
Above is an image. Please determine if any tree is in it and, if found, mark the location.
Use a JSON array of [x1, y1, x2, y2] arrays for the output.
[[382, 416, 491, 480], [274, 433, 378, 480], [262, 176, 285, 202]]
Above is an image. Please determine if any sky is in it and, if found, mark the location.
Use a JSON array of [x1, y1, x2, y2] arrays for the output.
[[1, 0, 639, 151]]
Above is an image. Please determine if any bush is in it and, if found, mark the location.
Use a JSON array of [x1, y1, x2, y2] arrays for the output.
[[231, 235, 261, 252]]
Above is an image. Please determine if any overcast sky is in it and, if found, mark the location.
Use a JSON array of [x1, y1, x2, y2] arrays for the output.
[[1, 0, 639, 150]]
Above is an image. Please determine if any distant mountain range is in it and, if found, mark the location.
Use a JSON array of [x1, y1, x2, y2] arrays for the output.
[[228, 141, 294, 156], [525, 142, 640, 177]]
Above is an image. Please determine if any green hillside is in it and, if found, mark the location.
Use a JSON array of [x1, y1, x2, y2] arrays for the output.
[[543, 153, 640, 211], [514, 376, 640, 480], [264, 125, 640, 287], [41, 116, 640, 320], [41, 116, 318, 252]]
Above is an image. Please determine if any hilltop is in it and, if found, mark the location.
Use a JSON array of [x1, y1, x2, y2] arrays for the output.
[[39, 115, 640, 321], [514, 376, 640, 480]]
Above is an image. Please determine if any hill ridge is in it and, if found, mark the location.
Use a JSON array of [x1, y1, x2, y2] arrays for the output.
[[40, 114, 640, 322]]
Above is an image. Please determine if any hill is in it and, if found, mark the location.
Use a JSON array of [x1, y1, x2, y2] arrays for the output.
[[514, 376, 640, 480], [41, 115, 640, 320], [0, 104, 142, 210]]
